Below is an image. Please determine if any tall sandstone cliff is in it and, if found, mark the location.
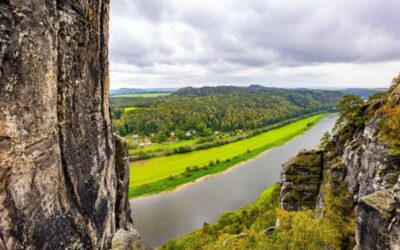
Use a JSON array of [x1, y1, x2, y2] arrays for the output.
[[0, 1, 145, 249], [281, 79, 400, 249]]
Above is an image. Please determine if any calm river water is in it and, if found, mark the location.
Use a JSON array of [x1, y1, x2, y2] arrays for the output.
[[130, 113, 338, 247]]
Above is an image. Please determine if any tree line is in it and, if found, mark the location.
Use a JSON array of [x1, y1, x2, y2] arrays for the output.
[[111, 86, 343, 137]]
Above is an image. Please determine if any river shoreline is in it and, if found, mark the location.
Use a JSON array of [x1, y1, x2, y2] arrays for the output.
[[131, 147, 273, 202]]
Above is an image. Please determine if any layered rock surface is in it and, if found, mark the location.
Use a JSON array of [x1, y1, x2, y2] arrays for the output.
[[280, 79, 400, 249], [280, 150, 323, 211], [0, 1, 146, 249]]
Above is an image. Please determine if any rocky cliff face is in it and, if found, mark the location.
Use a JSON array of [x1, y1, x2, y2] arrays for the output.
[[339, 110, 399, 249], [280, 150, 323, 211], [0, 1, 145, 249], [281, 79, 400, 249]]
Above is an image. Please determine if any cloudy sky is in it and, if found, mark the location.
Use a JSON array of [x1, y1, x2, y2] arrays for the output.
[[109, 0, 400, 89]]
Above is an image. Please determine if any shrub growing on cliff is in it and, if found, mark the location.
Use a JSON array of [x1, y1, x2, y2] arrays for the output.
[[319, 131, 332, 150], [378, 77, 400, 159], [320, 181, 356, 249], [381, 105, 400, 158], [337, 94, 364, 126], [270, 209, 341, 249], [368, 92, 387, 102]]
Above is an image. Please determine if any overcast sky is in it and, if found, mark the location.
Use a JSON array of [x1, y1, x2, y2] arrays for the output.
[[109, 0, 400, 89]]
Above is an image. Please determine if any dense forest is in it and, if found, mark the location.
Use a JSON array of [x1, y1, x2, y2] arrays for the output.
[[111, 86, 343, 137]]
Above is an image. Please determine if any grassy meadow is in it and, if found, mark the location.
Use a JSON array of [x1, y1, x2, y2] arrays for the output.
[[124, 107, 141, 112], [129, 113, 327, 198]]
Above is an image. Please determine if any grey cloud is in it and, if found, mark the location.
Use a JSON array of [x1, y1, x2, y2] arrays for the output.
[[109, 0, 400, 88]]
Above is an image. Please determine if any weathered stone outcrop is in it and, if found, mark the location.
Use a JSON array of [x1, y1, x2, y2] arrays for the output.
[[280, 150, 323, 211], [356, 190, 398, 249], [0, 1, 140, 249], [114, 135, 133, 230], [280, 77, 400, 249], [111, 225, 151, 250], [112, 135, 150, 250]]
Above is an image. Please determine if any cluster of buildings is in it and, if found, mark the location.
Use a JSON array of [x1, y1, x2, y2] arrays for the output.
[[132, 129, 221, 147], [132, 135, 152, 147]]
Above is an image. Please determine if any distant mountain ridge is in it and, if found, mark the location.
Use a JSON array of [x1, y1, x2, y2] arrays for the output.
[[110, 88, 176, 95], [340, 88, 386, 99], [110, 85, 385, 99], [172, 85, 384, 98], [172, 84, 344, 97]]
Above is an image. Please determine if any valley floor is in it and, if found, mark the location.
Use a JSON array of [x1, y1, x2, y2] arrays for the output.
[[128, 113, 328, 198]]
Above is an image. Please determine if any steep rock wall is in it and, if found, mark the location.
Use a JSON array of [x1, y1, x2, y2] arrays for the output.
[[0, 1, 137, 249], [342, 84, 400, 250], [338, 110, 399, 249], [280, 80, 400, 249]]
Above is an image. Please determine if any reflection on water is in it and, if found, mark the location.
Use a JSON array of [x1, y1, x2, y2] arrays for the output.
[[130, 113, 338, 247]]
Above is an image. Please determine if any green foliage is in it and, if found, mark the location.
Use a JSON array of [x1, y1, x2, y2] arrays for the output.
[[111, 106, 123, 119], [289, 154, 321, 169], [174, 146, 191, 154], [136, 151, 150, 160], [337, 94, 364, 126], [160, 184, 281, 250], [319, 131, 332, 150], [111, 87, 341, 136], [320, 163, 356, 249], [380, 102, 400, 159], [155, 131, 168, 143], [175, 129, 187, 140], [368, 92, 387, 102], [269, 209, 341, 249]]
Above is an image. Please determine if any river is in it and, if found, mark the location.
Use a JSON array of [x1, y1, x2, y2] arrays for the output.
[[130, 113, 338, 247]]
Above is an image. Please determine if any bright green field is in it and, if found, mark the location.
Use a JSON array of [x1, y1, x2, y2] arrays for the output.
[[129, 139, 197, 154], [130, 113, 327, 187], [124, 107, 141, 112], [113, 92, 171, 98]]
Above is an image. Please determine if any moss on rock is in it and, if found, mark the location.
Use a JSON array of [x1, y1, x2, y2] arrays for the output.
[[359, 191, 396, 221], [281, 150, 323, 211]]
